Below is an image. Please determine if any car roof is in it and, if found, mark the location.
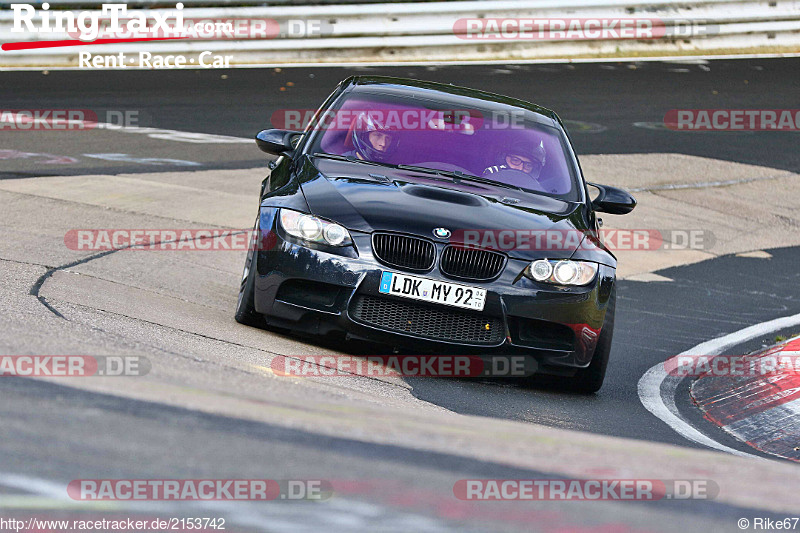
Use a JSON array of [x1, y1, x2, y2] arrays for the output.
[[341, 75, 562, 125]]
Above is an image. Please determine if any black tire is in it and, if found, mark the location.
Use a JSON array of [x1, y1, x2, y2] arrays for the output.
[[568, 287, 616, 394], [234, 220, 264, 327]]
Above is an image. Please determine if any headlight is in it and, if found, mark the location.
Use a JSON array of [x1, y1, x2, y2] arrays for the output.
[[279, 209, 352, 247], [525, 259, 598, 286], [323, 223, 347, 246], [529, 259, 553, 281]]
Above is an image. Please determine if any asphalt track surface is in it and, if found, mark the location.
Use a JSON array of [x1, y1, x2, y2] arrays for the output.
[[1, 58, 799, 176], [2, 58, 800, 531]]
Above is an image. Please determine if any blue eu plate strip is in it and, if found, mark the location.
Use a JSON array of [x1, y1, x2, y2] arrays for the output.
[[379, 272, 393, 293]]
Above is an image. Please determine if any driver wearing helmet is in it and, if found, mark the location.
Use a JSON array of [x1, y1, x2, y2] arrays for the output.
[[484, 140, 546, 179], [343, 112, 398, 162]]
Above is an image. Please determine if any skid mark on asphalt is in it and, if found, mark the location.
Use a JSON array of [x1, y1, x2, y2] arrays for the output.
[[29, 249, 118, 318], [27, 228, 251, 319], [22, 249, 420, 400]]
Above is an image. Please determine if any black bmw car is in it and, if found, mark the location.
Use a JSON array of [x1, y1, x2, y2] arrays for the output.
[[235, 76, 636, 392]]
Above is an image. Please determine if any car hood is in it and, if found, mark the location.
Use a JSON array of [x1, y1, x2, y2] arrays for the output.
[[298, 156, 593, 260]]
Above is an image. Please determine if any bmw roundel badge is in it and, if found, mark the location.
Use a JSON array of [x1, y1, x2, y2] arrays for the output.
[[433, 227, 451, 239]]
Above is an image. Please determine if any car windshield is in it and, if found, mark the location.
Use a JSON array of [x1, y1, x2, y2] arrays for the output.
[[307, 87, 579, 200]]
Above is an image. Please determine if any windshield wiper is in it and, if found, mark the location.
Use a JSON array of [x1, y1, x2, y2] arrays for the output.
[[451, 173, 524, 191], [392, 164, 453, 183], [313, 155, 524, 192], [311, 152, 390, 168], [396, 164, 523, 191]]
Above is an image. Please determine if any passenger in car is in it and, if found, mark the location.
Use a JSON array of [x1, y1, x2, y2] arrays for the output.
[[484, 140, 546, 179]]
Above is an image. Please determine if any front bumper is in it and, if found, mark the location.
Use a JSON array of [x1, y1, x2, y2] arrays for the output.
[[252, 208, 615, 373]]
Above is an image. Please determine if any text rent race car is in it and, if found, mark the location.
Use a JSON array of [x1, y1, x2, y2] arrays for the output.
[[235, 76, 636, 392]]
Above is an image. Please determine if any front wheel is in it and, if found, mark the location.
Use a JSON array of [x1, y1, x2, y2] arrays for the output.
[[234, 219, 263, 327], [568, 288, 616, 394]]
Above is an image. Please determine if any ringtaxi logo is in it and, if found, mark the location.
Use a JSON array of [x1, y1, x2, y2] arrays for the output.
[[7, 3, 327, 44], [453, 479, 718, 501], [10, 3, 187, 42], [68, 479, 333, 501]]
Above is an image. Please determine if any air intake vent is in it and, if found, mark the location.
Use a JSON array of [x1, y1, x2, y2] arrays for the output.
[[440, 246, 505, 281], [350, 295, 503, 344], [372, 233, 435, 271]]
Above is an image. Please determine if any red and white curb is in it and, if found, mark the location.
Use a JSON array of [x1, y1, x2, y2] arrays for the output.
[[691, 337, 800, 462], [638, 311, 800, 459]]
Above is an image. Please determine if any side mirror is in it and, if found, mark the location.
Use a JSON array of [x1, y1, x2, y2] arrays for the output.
[[255, 129, 302, 156], [587, 182, 637, 215]]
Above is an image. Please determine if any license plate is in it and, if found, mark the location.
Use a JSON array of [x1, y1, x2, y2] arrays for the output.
[[378, 271, 486, 311]]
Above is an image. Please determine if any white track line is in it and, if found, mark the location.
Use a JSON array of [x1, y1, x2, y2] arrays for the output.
[[0, 111, 251, 144], [638, 311, 800, 459], [0, 473, 70, 500], [0, 472, 453, 532]]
